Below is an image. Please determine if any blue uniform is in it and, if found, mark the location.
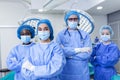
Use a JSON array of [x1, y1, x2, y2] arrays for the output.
[[56, 28, 92, 80], [90, 42, 119, 80], [6, 42, 35, 80], [21, 41, 66, 80]]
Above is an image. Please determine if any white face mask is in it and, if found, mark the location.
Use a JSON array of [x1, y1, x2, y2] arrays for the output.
[[21, 35, 31, 44], [38, 31, 50, 40], [100, 35, 111, 42], [68, 21, 78, 29]]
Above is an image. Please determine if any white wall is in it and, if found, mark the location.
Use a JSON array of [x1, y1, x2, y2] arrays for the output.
[[90, 15, 107, 42], [0, 2, 107, 68], [0, 1, 28, 25], [0, 2, 65, 68], [0, 27, 21, 68], [0, 1, 27, 68]]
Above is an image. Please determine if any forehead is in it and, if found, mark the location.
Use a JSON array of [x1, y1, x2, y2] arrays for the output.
[[101, 29, 110, 33], [38, 23, 48, 28], [21, 29, 30, 33], [20, 29, 31, 35], [69, 15, 78, 18]]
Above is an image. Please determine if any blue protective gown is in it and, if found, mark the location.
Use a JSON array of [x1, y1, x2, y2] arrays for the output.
[[6, 42, 35, 80], [21, 41, 66, 80], [90, 42, 119, 80], [56, 28, 92, 80]]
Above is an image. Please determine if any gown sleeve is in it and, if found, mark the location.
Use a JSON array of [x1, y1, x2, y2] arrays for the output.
[[33, 44, 66, 78], [6, 47, 23, 72], [56, 33, 76, 57], [75, 34, 92, 60], [96, 45, 119, 67]]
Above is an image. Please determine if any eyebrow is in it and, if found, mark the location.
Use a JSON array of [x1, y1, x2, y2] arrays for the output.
[[44, 27, 49, 28], [39, 26, 48, 28]]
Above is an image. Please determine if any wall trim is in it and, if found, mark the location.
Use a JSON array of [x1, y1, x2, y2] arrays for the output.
[[0, 25, 18, 28]]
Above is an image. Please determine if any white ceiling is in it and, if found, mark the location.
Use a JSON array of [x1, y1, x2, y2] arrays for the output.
[[87, 0, 120, 15], [0, 0, 120, 15], [30, 0, 105, 13], [54, 0, 104, 11]]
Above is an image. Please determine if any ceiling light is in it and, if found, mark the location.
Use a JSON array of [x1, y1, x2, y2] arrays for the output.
[[97, 6, 103, 10], [38, 9, 44, 12]]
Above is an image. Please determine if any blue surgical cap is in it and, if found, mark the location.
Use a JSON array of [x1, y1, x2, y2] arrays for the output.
[[64, 10, 80, 25], [99, 25, 114, 36], [37, 19, 54, 40], [17, 25, 35, 39]]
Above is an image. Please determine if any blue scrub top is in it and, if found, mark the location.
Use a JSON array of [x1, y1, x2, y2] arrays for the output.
[[6, 42, 35, 80], [21, 41, 66, 80], [56, 28, 92, 80], [90, 42, 119, 80]]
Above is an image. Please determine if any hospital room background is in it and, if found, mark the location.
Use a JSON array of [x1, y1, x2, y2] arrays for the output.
[[0, 0, 120, 78]]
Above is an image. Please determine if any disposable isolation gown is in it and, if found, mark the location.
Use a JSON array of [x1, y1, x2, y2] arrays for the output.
[[21, 41, 66, 80], [90, 42, 119, 80], [6, 42, 35, 80], [56, 28, 92, 80]]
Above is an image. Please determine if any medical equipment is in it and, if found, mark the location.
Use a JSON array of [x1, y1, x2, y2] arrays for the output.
[[21, 18, 40, 35], [78, 10, 94, 34], [63, 10, 94, 41], [64, 10, 94, 34]]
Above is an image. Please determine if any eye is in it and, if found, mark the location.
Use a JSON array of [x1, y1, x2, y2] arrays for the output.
[[38, 27, 42, 31], [20, 33, 24, 35], [20, 32, 31, 36], [106, 33, 109, 35], [101, 33, 104, 35], [68, 18, 73, 21], [74, 18, 78, 21], [68, 18, 78, 22], [44, 27, 49, 31], [26, 33, 31, 35]]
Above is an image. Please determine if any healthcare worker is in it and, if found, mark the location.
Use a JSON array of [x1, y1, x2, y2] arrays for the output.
[[56, 10, 92, 80], [6, 25, 35, 80], [94, 36, 99, 44], [21, 19, 66, 80], [90, 25, 119, 80]]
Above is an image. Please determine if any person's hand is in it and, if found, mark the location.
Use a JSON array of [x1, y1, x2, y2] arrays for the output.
[[10, 57, 18, 63], [22, 60, 35, 71], [21, 68, 34, 79], [74, 47, 91, 53], [83, 47, 91, 53]]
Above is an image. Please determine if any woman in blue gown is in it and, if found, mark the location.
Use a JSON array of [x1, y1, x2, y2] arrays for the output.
[[6, 25, 35, 80], [21, 19, 66, 80], [90, 25, 119, 80]]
